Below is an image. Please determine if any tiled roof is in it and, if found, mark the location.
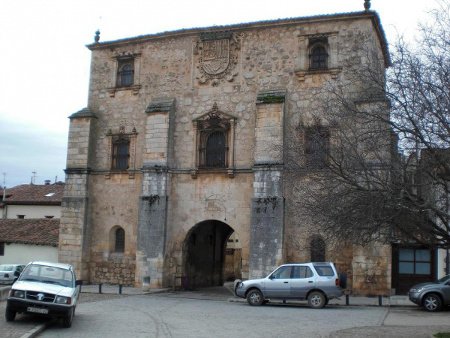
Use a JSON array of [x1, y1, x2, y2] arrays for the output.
[[0, 219, 59, 246], [3, 183, 64, 205]]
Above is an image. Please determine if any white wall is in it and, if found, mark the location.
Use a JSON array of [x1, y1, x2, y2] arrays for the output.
[[0, 243, 58, 265], [6, 205, 61, 219], [437, 248, 449, 278]]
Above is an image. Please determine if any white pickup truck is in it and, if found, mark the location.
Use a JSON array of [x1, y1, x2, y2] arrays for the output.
[[5, 261, 82, 328]]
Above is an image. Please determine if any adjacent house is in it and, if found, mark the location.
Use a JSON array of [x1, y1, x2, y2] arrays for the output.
[[0, 219, 59, 264], [0, 182, 63, 264], [1, 182, 64, 219]]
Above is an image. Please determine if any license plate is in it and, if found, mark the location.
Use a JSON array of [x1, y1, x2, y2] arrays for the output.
[[27, 307, 48, 314]]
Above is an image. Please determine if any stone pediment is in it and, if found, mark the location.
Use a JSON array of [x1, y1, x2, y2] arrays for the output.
[[193, 103, 236, 130]]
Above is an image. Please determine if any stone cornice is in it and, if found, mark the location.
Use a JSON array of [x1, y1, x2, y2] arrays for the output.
[[87, 11, 389, 66]]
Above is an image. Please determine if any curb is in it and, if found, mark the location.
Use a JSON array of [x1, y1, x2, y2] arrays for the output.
[[19, 322, 51, 338]]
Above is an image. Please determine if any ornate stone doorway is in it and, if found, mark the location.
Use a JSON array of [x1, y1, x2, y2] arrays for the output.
[[183, 220, 240, 289]]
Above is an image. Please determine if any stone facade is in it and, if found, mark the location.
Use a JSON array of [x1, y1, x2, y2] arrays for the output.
[[60, 10, 395, 294]]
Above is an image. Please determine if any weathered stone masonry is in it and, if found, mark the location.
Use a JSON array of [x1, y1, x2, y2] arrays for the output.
[[59, 9, 397, 294]]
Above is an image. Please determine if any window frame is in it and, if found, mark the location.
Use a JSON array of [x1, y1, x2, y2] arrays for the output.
[[111, 136, 130, 171], [304, 126, 330, 169], [116, 58, 135, 88], [114, 228, 125, 253], [309, 44, 329, 70], [106, 126, 138, 177], [199, 129, 228, 168], [193, 103, 236, 175], [398, 248, 432, 276]]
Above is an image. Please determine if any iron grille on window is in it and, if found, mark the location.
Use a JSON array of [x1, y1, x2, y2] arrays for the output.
[[117, 59, 134, 87], [310, 45, 328, 70], [204, 131, 226, 167], [115, 228, 125, 253], [305, 127, 330, 168], [112, 139, 130, 170]]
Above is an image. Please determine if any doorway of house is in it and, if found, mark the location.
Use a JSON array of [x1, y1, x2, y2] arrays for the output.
[[183, 220, 241, 289]]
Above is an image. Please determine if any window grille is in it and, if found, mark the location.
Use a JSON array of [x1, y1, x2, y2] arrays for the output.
[[310, 45, 328, 70], [112, 139, 130, 170], [117, 60, 134, 87], [205, 131, 226, 167]]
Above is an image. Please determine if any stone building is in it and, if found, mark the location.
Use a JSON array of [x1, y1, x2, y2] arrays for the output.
[[59, 5, 413, 295]]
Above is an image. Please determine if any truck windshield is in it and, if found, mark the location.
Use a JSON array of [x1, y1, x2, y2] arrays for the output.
[[19, 264, 73, 287]]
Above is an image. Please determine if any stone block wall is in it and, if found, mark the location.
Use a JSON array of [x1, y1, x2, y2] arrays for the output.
[[351, 244, 391, 295], [91, 255, 136, 286]]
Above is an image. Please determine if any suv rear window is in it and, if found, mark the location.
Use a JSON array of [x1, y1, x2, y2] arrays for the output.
[[313, 264, 334, 276]]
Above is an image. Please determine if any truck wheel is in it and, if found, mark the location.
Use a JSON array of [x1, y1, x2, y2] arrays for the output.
[[62, 307, 74, 328], [308, 291, 326, 309], [5, 307, 16, 322], [247, 289, 264, 306], [423, 293, 442, 312]]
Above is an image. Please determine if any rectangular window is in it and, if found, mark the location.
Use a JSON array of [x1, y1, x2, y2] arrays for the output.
[[116, 58, 134, 87], [0, 242, 4, 256], [398, 248, 431, 275], [305, 127, 330, 168], [112, 139, 130, 170]]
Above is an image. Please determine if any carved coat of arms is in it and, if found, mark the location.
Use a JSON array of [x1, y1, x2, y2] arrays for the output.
[[195, 31, 242, 86]]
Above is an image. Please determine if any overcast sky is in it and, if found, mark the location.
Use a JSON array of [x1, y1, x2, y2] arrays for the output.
[[0, 0, 436, 188]]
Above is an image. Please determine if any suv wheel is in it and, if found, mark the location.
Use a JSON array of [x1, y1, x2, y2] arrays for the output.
[[422, 293, 442, 312], [247, 289, 264, 306], [5, 307, 16, 322], [308, 291, 326, 309]]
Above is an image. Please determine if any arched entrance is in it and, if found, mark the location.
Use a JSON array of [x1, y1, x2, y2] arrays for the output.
[[183, 220, 239, 289]]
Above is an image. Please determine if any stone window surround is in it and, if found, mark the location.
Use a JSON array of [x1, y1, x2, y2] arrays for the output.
[[295, 32, 342, 81], [108, 52, 142, 97], [105, 126, 138, 179], [191, 103, 236, 178]]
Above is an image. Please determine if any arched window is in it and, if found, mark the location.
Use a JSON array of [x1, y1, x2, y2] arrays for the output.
[[310, 45, 328, 70], [115, 228, 125, 253], [310, 235, 326, 262], [117, 59, 134, 87], [205, 131, 226, 167]]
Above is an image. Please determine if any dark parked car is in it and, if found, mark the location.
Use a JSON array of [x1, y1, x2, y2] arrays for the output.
[[0, 264, 25, 285], [408, 275, 450, 312], [235, 262, 345, 309]]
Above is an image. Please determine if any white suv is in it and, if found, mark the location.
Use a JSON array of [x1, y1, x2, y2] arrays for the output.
[[235, 262, 345, 308], [6, 261, 82, 328]]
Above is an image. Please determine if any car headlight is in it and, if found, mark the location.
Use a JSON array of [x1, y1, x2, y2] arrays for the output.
[[410, 287, 424, 293], [11, 290, 25, 298], [55, 296, 71, 304]]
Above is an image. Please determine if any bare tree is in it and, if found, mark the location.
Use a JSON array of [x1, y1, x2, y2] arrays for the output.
[[288, 1, 450, 248]]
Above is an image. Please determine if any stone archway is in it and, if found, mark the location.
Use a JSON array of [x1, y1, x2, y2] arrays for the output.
[[183, 220, 237, 289]]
